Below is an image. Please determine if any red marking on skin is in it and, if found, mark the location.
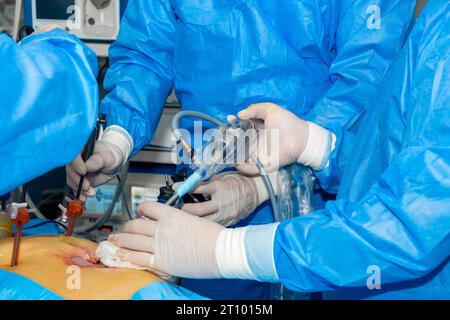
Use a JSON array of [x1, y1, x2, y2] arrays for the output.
[[55, 245, 104, 268], [69, 255, 97, 267]]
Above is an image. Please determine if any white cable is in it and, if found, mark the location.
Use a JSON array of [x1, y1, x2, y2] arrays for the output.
[[12, 0, 23, 41], [25, 193, 46, 219]]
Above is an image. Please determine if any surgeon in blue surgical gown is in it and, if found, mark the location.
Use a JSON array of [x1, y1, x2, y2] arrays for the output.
[[108, 0, 450, 300], [0, 27, 98, 195], [66, 0, 416, 299]]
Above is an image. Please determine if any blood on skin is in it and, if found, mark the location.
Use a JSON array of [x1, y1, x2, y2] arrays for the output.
[[56, 245, 104, 268]]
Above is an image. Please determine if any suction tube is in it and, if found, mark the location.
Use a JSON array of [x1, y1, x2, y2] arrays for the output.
[[169, 111, 280, 221], [171, 111, 224, 157]]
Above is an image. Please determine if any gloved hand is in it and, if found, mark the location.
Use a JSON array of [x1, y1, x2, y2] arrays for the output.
[[66, 126, 133, 201], [180, 172, 277, 227], [237, 102, 335, 175], [107, 202, 224, 279], [32, 24, 62, 35]]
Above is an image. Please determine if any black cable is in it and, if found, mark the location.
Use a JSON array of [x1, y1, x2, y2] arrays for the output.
[[18, 25, 34, 41], [20, 184, 27, 203], [36, 191, 63, 209], [76, 131, 97, 199], [117, 175, 133, 220], [23, 220, 68, 231], [97, 58, 109, 81], [76, 116, 104, 199], [75, 162, 129, 234]]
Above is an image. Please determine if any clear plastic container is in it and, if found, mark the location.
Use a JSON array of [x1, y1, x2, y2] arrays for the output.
[[277, 163, 315, 220]]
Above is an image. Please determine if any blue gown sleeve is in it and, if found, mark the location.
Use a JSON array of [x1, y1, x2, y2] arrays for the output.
[[305, 0, 416, 193], [0, 30, 98, 195], [273, 29, 450, 292], [100, 0, 177, 156]]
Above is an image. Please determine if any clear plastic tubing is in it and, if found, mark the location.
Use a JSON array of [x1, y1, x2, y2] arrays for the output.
[[168, 111, 281, 221]]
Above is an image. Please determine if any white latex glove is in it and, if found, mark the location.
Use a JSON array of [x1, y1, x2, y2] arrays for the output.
[[181, 172, 278, 227], [32, 24, 62, 35], [66, 126, 133, 201], [237, 102, 336, 175], [108, 202, 224, 279]]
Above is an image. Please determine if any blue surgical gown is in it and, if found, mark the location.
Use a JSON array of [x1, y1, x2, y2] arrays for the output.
[[271, 0, 450, 299], [100, 0, 415, 299], [0, 30, 99, 195]]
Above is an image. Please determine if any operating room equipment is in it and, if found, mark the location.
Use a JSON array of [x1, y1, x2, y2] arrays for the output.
[[22, 0, 128, 56], [157, 170, 207, 206], [0, 211, 12, 240], [25, 0, 124, 41], [0, 193, 9, 211], [0, 0, 17, 36], [158, 175, 176, 204], [11, 0, 22, 40]]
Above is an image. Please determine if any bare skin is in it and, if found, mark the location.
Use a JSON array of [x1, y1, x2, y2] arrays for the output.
[[0, 235, 161, 300]]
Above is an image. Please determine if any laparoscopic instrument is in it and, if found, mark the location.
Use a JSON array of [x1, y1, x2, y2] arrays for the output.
[[6, 188, 33, 267], [167, 111, 281, 221], [8, 204, 29, 267], [59, 115, 106, 237]]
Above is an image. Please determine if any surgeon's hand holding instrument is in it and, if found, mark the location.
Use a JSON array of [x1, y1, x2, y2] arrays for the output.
[[66, 126, 132, 201], [167, 106, 328, 223], [165, 111, 286, 222], [61, 116, 106, 236], [180, 172, 262, 227], [166, 114, 259, 203], [238, 102, 336, 175]]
